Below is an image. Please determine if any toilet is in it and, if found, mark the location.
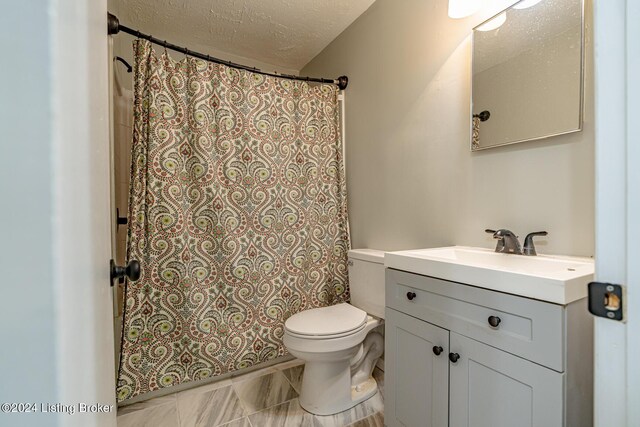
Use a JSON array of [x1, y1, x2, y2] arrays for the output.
[[283, 249, 385, 416]]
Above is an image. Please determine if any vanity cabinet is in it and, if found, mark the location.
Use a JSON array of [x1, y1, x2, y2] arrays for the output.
[[385, 309, 449, 427], [385, 269, 593, 427], [448, 332, 563, 427]]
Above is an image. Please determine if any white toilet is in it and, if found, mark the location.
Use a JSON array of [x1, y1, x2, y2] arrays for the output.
[[283, 249, 385, 416]]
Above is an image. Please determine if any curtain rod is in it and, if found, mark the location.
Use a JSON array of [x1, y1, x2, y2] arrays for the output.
[[107, 13, 348, 90]]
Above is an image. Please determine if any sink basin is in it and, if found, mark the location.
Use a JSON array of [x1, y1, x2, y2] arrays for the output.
[[384, 246, 594, 304]]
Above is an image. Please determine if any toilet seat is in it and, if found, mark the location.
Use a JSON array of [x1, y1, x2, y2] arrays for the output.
[[285, 322, 367, 340], [285, 303, 367, 339]]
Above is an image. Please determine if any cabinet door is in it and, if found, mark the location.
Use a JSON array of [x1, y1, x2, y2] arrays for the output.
[[449, 332, 564, 427], [385, 308, 449, 427]]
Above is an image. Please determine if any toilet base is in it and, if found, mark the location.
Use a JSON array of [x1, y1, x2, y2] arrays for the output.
[[298, 358, 379, 416], [350, 377, 378, 407], [284, 316, 383, 416]]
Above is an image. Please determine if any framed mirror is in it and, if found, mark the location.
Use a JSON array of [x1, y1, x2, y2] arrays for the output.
[[471, 0, 584, 151]]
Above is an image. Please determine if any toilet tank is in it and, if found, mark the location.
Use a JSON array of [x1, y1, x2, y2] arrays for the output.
[[348, 249, 386, 319]]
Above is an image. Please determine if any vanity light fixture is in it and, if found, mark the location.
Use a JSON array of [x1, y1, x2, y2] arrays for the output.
[[448, 0, 482, 18], [513, 0, 543, 9], [476, 11, 507, 31]]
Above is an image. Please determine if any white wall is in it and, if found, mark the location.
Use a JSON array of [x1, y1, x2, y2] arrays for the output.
[[0, 3, 57, 425], [592, 0, 640, 425], [52, 0, 116, 425], [302, 0, 594, 257], [0, 1, 116, 426]]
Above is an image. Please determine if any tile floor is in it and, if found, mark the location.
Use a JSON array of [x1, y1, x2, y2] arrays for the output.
[[117, 359, 385, 427]]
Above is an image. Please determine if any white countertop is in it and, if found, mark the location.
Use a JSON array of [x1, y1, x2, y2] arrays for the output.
[[384, 246, 594, 305]]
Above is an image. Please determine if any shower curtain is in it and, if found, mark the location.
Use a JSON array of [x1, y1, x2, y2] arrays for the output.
[[117, 40, 350, 401]]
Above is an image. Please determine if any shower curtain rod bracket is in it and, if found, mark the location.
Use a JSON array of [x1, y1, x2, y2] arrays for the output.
[[106, 12, 348, 90], [337, 76, 348, 91], [108, 12, 120, 35]]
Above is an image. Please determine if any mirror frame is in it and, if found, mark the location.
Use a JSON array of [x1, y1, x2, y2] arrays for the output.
[[470, 0, 585, 151]]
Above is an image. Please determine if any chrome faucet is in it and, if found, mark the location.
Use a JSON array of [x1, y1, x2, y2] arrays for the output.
[[485, 229, 548, 256], [486, 229, 522, 254]]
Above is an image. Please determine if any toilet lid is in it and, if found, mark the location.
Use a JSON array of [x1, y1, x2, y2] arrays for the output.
[[285, 303, 368, 337]]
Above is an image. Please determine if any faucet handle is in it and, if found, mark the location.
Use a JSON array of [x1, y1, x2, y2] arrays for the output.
[[485, 229, 497, 234], [523, 231, 548, 256]]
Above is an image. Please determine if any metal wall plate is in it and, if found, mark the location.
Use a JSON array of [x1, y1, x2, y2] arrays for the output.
[[588, 282, 625, 322]]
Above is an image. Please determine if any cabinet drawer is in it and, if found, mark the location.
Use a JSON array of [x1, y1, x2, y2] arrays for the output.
[[386, 268, 565, 371]]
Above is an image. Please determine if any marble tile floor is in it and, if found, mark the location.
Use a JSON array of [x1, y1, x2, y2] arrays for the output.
[[117, 359, 384, 427]]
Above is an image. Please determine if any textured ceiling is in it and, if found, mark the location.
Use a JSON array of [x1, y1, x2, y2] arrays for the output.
[[111, 0, 376, 72], [474, 0, 582, 73]]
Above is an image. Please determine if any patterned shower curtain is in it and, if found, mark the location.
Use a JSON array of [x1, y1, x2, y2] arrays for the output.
[[117, 40, 350, 401]]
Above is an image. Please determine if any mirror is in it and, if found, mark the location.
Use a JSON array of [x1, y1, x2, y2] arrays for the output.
[[471, 0, 584, 151]]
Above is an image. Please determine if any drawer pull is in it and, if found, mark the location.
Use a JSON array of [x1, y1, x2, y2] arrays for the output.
[[433, 346, 443, 356], [488, 316, 502, 328], [406, 291, 417, 301], [449, 352, 460, 363]]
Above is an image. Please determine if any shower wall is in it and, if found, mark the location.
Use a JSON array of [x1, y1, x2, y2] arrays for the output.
[[113, 72, 134, 266], [112, 68, 134, 370]]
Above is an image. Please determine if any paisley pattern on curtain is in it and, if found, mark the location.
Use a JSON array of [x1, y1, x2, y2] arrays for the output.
[[472, 116, 480, 150], [117, 40, 350, 401]]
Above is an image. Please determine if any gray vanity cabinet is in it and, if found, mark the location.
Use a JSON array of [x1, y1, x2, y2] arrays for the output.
[[385, 268, 593, 427], [448, 332, 563, 427], [385, 309, 449, 427]]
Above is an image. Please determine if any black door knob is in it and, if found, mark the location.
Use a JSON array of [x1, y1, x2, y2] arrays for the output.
[[407, 292, 417, 301], [433, 346, 443, 356], [110, 259, 141, 285], [449, 352, 460, 363], [488, 316, 502, 328], [125, 260, 141, 281]]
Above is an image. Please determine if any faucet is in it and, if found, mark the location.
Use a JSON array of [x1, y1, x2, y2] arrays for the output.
[[486, 229, 522, 254], [485, 229, 548, 256]]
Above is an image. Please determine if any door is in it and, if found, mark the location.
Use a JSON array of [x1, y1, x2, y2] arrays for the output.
[[0, 1, 115, 426], [449, 333, 563, 427], [592, 1, 640, 426], [385, 308, 449, 427]]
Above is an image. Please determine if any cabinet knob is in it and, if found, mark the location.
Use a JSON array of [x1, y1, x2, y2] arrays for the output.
[[406, 291, 417, 301], [449, 352, 460, 363], [488, 316, 502, 328], [432, 346, 443, 356]]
